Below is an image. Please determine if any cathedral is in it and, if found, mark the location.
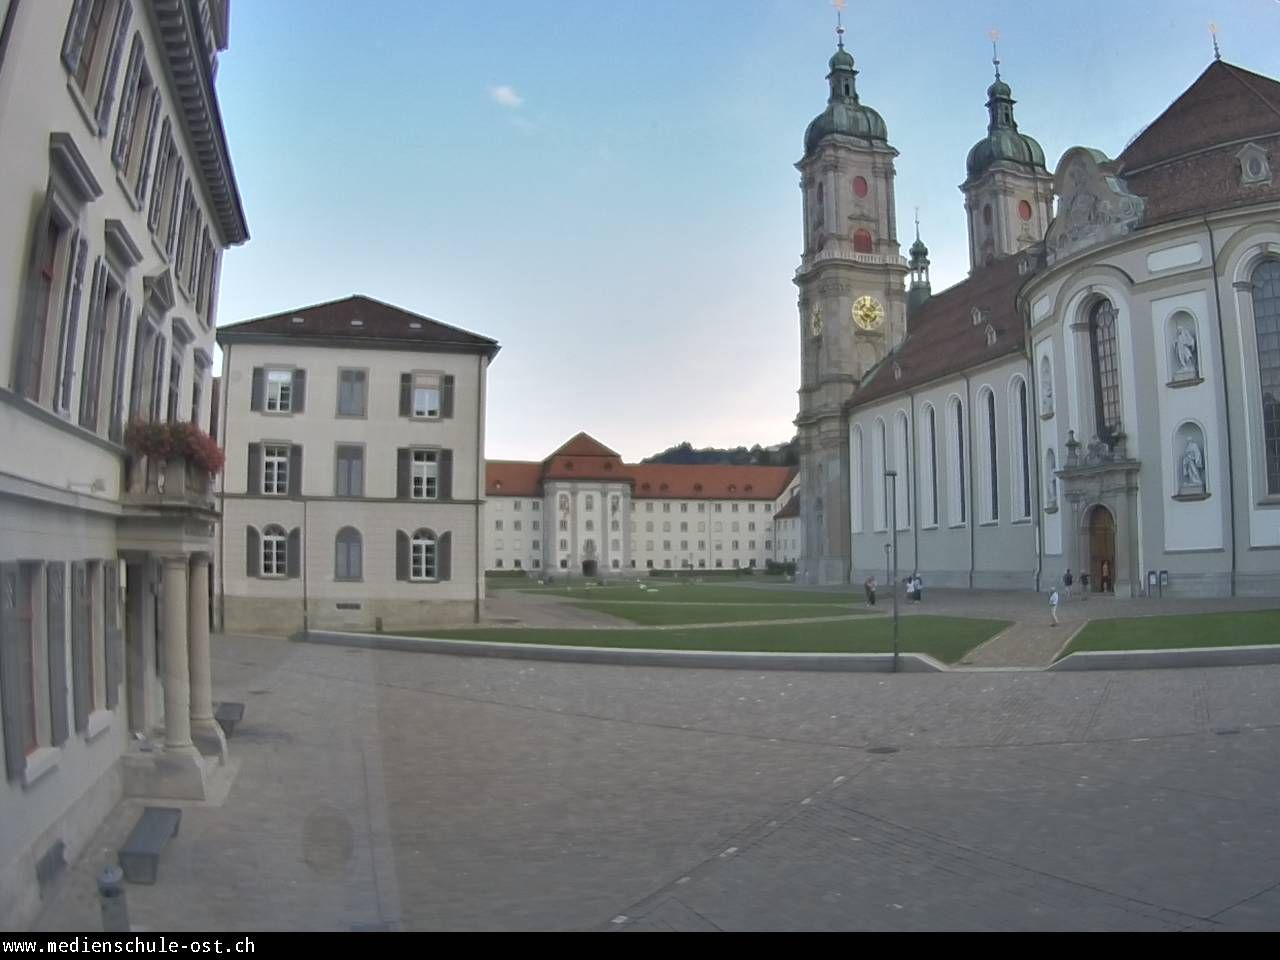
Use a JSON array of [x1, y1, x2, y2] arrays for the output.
[[795, 34, 1280, 597]]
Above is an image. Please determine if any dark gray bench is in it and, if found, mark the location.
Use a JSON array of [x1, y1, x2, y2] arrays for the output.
[[118, 807, 181, 885], [214, 701, 245, 738]]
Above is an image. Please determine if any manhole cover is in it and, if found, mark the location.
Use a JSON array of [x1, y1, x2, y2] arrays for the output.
[[867, 746, 899, 755]]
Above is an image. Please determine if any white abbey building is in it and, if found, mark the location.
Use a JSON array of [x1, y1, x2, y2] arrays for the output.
[[485, 434, 798, 576]]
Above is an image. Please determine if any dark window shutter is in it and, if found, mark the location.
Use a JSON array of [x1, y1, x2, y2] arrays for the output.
[[288, 445, 303, 496], [246, 526, 260, 578], [439, 449, 454, 500], [287, 528, 302, 579], [441, 375, 455, 418], [352, 448, 364, 497], [78, 260, 107, 429], [333, 448, 343, 497], [15, 198, 55, 400], [292, 369, 306, 413], [250, 367, 264, 411], [94, 2, 133, 133], [111, 36, 144, 168], [103, 561, 121, 710], [60, 0, 92, 74], [247, 443, 262, 495], [59, 234, 89, 412], [399, 373, 411, 417], [438, 532, 452, 581], [1, 563, 28, 781], [396, 531, 409, 581], [135, 92, 162, 201], [356, 371, 367, 415], [396, 448, 409, 500], [46, 563, 69, 746], [70, 562, 90, 734]]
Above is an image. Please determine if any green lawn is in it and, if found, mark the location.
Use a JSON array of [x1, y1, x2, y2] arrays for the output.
[[412, 616, 1009, 665], [518, 583, 865, 605], [567, 601, 871, 626], [1061, 609, 1280, 658]]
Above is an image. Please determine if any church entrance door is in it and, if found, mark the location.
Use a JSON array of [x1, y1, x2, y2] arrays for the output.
[[1088, 505, 1116, 593]]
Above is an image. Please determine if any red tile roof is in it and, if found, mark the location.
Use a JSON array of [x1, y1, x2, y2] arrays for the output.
[[485, 444, 798, 501], [217, 294, 499, 356], [851, 254, 1028, 407], [1119, 61, 1280, 172]]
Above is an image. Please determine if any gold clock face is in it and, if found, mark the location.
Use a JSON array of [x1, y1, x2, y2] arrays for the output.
[[809, 308, 823, 337], [852, 295, 885, 331]]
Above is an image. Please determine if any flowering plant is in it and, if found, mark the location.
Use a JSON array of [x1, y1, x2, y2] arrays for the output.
[[123, 419, 225, 474]]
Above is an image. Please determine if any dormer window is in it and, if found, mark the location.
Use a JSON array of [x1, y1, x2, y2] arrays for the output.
[[1238, 143, 1272, 186], [971, 307, 986, 326], [985, 324, 998, 347], [893, 362, 903, 380]]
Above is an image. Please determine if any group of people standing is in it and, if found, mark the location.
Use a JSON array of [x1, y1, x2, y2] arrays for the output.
[[862, 575, 924, 606]]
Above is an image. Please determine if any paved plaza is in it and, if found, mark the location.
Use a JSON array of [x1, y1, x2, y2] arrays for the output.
[[33, 628, 1280, 932]]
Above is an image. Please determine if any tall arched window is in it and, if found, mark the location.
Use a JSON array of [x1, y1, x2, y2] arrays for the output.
[[849, 425, 864, 533], [977, 388, 999, 522], [895, 411, 911, 528], [1011, 378, 1031, 519], [873, 418, 887, 530], [1250, 260, 1280, 493], [1045, 448, 1058, 508], [335, 527, 362, 581], [854, 229, 873, 254], [411, 528, 437, 581], [949, 397, 967, 525], [923, 405, 938, 526], [262, 524, 287, 577], [1089, 299, 1122, 442]]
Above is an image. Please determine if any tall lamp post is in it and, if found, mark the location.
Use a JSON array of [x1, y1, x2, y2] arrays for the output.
[[885, 469, 900, 673]]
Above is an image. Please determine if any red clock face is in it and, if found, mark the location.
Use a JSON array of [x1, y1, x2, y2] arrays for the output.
[[1018, 200, 1033, 222], [853, 176, 868, 198]]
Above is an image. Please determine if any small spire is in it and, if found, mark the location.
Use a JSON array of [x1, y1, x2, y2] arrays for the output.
[[834, 0, 847, 50], [914, 207, 921, 242], [988, 27, 1001, 80], [1209, 21, 1221, 61]]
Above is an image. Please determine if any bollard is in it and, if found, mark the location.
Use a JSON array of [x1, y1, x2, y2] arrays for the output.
[[97, 864, 130, 932]]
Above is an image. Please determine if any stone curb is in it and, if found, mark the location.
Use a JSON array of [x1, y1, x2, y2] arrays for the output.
[[1049, 644, 1280, 671], [297, 630, 947, 673]]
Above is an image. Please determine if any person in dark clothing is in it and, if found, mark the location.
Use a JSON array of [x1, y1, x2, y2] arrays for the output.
[[864, 576, 877, 606], [1063, 568, 1074, 598]]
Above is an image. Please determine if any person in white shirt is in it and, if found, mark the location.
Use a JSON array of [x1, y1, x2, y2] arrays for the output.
[[1049, 588, 1060, 626]]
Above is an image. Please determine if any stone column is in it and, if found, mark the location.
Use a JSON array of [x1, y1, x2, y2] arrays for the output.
[[188, 556, 214, 728], [160, 555, 193, 751]]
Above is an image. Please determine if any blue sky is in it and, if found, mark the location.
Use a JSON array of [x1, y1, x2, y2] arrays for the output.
[[212, 1, 1280, 462]]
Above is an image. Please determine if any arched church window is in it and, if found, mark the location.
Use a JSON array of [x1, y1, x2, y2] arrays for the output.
[[1250, 260, 1280, 493], [853, 229, 873, 254], [983, 204, 993, 226], [1088, 299, 1122, 442]]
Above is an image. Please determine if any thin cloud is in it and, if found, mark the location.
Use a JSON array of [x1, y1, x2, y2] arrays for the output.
[[489, 85, 524, 108]]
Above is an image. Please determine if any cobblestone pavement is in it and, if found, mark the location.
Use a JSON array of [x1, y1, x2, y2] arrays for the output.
[[35, 634, 1280, 931]]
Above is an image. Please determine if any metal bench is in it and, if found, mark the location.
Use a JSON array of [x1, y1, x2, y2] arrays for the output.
[[118, 807, 181, 885], [214, 701, 245, 738]]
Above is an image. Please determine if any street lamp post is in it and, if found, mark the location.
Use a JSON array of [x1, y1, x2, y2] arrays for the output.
[[885, 469, 900, 673]]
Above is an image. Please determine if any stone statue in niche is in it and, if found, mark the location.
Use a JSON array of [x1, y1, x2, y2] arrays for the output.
[[1041, 375, 1053, 413], [1172, 324, 1198, 379], [1047, 471, 1058, 506], [1181, 437, 1205, 490]]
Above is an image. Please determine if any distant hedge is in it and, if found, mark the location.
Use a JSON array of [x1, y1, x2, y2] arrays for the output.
[[765, 560, 797, 576], [647, 568, 755, 580]]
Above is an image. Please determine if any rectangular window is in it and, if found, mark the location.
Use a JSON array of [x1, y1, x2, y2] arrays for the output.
[[411, 450, 438, 499], [337, 369, 367, 417], [586, 495, 595, 510], [611, 520, 620, 531], [680, 540, 688, 550], [731, 522, 739, 532], [513, 520, 522, 531], [663, 540, 671, 550], [412, 373, 440, 418], [662, 503, 670, 513], [265, 369, 292, 412], [732, 504, 739, 513], [165, 348, 182, 422], [532, 559, 541, 569], [612, 539, 621, 550], [680, 522, 688, 532], [532, 540, 540, 550], [559, 539, 568, 550], [513, 559, 522, 569], [532, 501, 540, 511], [335, 445, 364, 497], [715, 542, 722, 551], [263, 444, 290, 495], [663, 521, 671, 532], [262, 529, 287, 577], [748, 504, 756, 513], [645, 503, 653, 513], [494, 559, 504, 569], [697, 503, 705, 513], [749, 540, 756, 549], [585, 520, 594, 531], [513, 501, 522, 511], [680, 503, 688, 513], [663, 559, 672, 569], [698, 540, 705, 549], [748, 522, 756, 532], [714, 504, 722, 513], [410, 536, 436, 581], [732, 540, 740, 550], [495, 520, 504, 531], [559, 519, 568, 531], [532, 520, 540, 531]]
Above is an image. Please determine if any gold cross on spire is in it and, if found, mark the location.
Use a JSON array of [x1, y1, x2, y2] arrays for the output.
[[988, 27, 1001, 79], [834, 0, 847, 50], [1209, 21, 1222, 61]]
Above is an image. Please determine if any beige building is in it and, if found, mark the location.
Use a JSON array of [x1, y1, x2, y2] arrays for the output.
[[0, 0, 247, 928], [216, 295, 498, 634], [485, 434, 797, 575]]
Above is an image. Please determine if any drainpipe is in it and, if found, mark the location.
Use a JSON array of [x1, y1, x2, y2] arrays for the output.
[[1204, 217, 1238, 596], [964, 372, 975, 589], [217, 343, 231, 633]]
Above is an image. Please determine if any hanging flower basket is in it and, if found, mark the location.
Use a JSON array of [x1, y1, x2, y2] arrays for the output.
[[124, 419, 226, 474]]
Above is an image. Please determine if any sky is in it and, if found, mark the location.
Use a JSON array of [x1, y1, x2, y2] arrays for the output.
[[211, 0, 1280, 463]]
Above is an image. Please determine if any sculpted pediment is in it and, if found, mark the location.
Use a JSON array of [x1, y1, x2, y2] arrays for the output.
[[1045, 147, 1146, 264]]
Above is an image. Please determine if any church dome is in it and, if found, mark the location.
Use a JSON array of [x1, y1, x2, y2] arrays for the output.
[[965, 75, 1046, 179], [909, 236, 929, 260], [804, 44, 888, 154]]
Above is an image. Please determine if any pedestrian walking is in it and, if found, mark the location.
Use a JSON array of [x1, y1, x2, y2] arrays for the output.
[[864, 575, 877, 607], [1049, 587, 1060, 626], [1080, 572, 1090, 600], [911, 575, 923, 603], [1063, 568, 1074, 598]]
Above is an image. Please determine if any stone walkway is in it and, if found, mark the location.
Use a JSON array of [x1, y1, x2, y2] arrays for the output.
[[33, 635, 1280, 931]]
